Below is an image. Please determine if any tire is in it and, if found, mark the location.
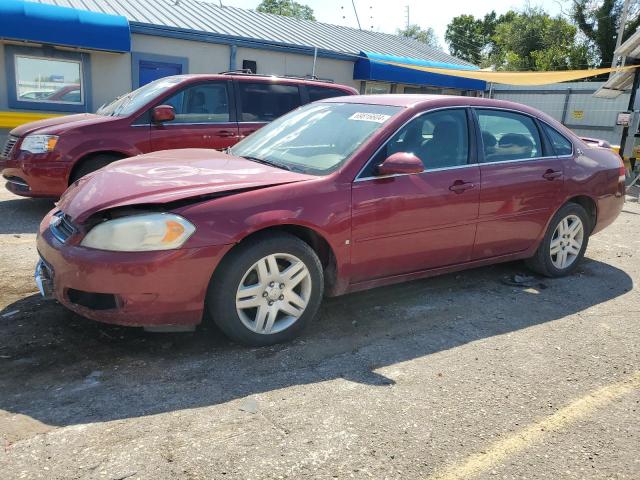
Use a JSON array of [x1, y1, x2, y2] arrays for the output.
[[207, 232, 324, 346], [70, 154, 122, 184], [526, 202, 590, 277]]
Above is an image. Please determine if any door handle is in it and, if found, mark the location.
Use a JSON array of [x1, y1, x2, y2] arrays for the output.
[[216, 130, 237, 138], [542, 169, 562, 180], [449, 180, 475, 193]]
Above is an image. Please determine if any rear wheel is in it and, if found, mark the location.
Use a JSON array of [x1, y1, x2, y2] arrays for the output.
[[70, 154, 123, 184], [526, 202, 590, 277], [207, 233, 324, 346]]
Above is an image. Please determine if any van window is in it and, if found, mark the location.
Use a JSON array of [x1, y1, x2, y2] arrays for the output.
[[307, 86, 349, 102], [476, 109, 542, 162], [162, 82, 230, 124], [239, 83, 301, 122]]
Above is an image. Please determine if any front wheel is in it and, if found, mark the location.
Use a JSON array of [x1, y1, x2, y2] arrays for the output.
[[526, 202, 590, 277], [207, 233, 324, 346]]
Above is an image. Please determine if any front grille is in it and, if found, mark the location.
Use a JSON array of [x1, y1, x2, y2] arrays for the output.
[[1, 135, 18, 159], [50, 212, 77, 243]]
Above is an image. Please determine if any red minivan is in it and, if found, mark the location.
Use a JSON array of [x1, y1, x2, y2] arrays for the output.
[[0, 74, 358, 198]]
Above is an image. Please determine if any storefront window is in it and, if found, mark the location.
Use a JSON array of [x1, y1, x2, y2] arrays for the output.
[[364, 82, 391, 95], [14, 55, 83, 104]]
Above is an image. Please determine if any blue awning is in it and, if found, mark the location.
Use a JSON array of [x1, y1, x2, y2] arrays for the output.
[[354, 52, 487, 91], [0, 0, 131, 53]]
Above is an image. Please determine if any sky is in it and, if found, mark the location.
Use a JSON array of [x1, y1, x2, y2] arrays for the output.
[[211, 0, 566, 50]]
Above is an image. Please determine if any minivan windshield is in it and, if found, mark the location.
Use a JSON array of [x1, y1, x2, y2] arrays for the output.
[[230, 102, 401, 175], [96, 77, 184, 117]]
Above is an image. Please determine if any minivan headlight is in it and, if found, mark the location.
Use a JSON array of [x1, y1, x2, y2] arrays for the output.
[[20, 135, 59, 154], [80, 213, 195, 252]]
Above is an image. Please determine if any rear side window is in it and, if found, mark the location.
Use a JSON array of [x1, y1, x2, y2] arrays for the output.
[[542, 123, 573, 156], [307, 86, 350, 102], [162, 82, 230, 124], [476, 109, 542, 162], [239, 83, 301, 122]]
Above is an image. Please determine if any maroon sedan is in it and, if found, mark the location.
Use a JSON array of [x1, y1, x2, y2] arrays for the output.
[[36, 95, 626, 346]]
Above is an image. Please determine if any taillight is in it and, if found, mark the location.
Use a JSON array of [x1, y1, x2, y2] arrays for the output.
[[618, 156, 627, 183]]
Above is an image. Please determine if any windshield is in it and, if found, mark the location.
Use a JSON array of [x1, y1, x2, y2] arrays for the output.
[[230, 102, 402, 175], [96, 77, 184, 116]]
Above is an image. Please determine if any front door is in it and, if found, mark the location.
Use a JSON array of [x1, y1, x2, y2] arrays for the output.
[[472, 108, 564, 259], [150, 81, 239, 151], [350, 108, 480, 283]]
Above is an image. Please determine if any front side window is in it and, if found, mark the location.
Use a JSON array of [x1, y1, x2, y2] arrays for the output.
[[161, 82, 230, 124], [239, 83, 301, 122], [477, 109, 542, 162], [15, 55, 83, 105], [230, 102, 401, 175], [362, 108, 469, 177], [542, 123, 573, 156]]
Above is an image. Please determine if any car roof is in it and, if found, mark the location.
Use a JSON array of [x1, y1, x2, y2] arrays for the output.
[[165, 74, 357, 91], [320, 94, 567, 126]]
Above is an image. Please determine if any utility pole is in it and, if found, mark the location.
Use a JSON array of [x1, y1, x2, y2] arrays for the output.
[[404, 5, 410, 28], [352, 0, 362, 30]]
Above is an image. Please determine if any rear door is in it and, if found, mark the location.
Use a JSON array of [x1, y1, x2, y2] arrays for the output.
[[150, 80, 239, 151], [236, 81, 302, 140], [472, 108, 564, 260]]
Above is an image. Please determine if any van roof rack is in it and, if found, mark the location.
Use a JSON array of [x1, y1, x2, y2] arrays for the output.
[[217, 71, 334, 83]]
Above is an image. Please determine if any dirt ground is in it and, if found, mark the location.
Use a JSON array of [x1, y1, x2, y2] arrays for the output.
[[0, 186, 638, 480]]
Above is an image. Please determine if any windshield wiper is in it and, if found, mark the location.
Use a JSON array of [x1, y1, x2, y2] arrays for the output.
[[240, 156, 293, 172]]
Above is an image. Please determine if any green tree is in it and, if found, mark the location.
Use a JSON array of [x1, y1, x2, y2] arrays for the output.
[[445, 15, 485, 64], [572, 0, 640, 67], [488, 8, 591, 71], [256, 0, 315, 21], [397, 24, 440, 49]]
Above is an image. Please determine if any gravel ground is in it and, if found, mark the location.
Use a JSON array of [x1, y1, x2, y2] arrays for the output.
[[0, 187, 638, 480]]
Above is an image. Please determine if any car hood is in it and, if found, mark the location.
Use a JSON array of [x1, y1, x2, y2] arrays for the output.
[[58, 149, 315, 222], [10, 113, 118, 137]]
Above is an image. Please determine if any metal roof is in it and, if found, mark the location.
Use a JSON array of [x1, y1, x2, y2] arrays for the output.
[[28, 0, 474, 67]]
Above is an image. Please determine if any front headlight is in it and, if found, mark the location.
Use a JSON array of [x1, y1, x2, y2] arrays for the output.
[[20, 135, 59, 154], [80, 213, 196, 252]]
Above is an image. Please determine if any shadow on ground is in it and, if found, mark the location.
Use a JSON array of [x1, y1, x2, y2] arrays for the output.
[[0, 197, 54, 234], [0, 255, 632, 430]]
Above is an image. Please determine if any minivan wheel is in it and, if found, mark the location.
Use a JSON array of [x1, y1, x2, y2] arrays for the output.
[[207, 232, 324, 346], [526, 202, 590, 277], [70, 154, 122, 184]]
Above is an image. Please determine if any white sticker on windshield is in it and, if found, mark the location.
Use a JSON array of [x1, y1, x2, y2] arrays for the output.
[[349, 112, 391, 123]]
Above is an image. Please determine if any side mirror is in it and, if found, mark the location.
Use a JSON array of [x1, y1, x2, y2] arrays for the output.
[[377, 152, 424, 176], [152, 105, 175, 123]]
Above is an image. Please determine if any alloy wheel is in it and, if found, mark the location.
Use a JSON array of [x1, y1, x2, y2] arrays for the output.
[[235, 253, 312, 334], [550, 214, 584, 270]]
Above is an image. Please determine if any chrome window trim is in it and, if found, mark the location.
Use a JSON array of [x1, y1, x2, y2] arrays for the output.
[[354, 106, 473, 182], [355, 162, 478, 183], [133, 121, 234, 127]]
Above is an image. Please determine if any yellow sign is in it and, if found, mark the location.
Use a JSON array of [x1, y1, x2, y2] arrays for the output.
[[572, 110, 584, 119]]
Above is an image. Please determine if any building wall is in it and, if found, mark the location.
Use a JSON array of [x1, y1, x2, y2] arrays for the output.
[[131, 34, 229, 75], [90, 51, 132, 110], [235, 47, 358, 88]]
